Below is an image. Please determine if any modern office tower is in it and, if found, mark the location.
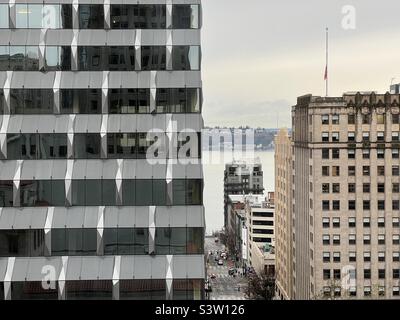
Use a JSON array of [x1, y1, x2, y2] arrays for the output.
[[0, 1, 204, 300], [223, 159, 263, 232], [274, 128, 294, 300], [292, 92, 400, 299]]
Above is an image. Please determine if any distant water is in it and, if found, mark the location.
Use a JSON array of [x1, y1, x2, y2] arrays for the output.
[[203, 150, 275, 234]]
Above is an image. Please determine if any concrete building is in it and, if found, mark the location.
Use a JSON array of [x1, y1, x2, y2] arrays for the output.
[[244, 194, 275, 273], [292, 92, 400, 299], [0, 1, 205, 300], [223, 159, 263, 232], [274, 128, 294, 300]]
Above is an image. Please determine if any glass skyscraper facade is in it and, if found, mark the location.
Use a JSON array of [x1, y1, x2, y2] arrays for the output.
[[0, 0, 204, 300]]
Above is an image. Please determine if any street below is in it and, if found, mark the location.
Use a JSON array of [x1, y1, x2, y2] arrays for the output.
[[205, 236, 247, 300]]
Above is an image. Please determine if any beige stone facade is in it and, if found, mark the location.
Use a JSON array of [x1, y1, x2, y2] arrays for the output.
[[291, 92, 400, 299], [274, 128, 294, 299]]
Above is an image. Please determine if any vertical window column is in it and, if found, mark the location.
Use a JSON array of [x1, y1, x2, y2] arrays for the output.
[[12, 160, 22, 207], [134, 31, 141, 70], [148, 206, 156, 255], [53, 72, 61, 114]]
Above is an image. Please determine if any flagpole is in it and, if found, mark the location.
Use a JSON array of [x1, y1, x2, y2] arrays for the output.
[[325, 27, 329, 97]]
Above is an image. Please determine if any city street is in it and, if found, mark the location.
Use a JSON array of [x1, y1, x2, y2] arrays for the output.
[[205, 237, 247, 300]]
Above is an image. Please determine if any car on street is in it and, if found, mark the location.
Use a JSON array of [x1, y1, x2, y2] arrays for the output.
[[228, 268, 236, 276], [218, 259, 224, 266], [214, 237, 219, 243], [214, 256, 219, 262], [210, 274, 216, 279]]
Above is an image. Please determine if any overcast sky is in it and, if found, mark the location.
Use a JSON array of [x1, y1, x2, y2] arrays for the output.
[[201, 0, 400, 128]]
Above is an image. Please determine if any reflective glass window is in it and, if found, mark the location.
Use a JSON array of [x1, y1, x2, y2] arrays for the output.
[[74, 134, 101, 158], [135, 179, 152, 205], [156, 88, 169, 113], [0, 5, 8, 28], [72, 180, 85, 206], [0, 230, 44, 257], [10, 46, 26, 71], [141, 46, 166, 71], [186, 180, 202, 205], [16, 4, 28, 28], [121, 180, 135, 206], [103, 228, 118, 255], [20, 133, 38, 159], [118, 228, 135, 255], [153, 180, 166, 206], [137, 132, 155, 159], [119, 280, 152, 300], [45, 46, 59, 70], [61, 4, 72, 28], [138, 89, 150, 113], [65, 280, 112, 300], [28, 4, 43, 28], [0, 46, 9, 70], [172, 5, 199, 29], [173, 180, 186, 205], [134, 228, 149, 254], [52, 180, 65, 206], [107, 133, 137, 159], [187, 228, 203, 254], [155, 227, 171, 254], [11, 281, 58, 300], [0, 181, 13, 207], [134, 5, 166, 29], [109, 89, 138, 114], [78, 46, 105, 71], [170, 88, 186, 113], [170, 228, 186, 254], [173, 280, 188, 300], [25, 46, 39, 71], [79, 5, 104, 29], [187, 88, 201, 113], [51, 229, 66, 255], [7, 134, 22, 159], [172, 46, 200, 70], [61, 89, 101, 114], [42, 4, 61, 29], [102, 180, 116, 206], [107, 46, 135, 71], [86, 180, 101, 206]]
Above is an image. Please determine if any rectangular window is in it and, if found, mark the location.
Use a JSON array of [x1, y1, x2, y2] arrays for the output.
[[348, 183, 355, 193], [107, 133, 137, 159], [348, 166, 356, 176], [172, 5, 200, 29], [142, 46, 166, 71], [79, 4, 104, 29], [74, 134, 101, 159], [321, 115, 329, 125], [348, 114, 355, 124]]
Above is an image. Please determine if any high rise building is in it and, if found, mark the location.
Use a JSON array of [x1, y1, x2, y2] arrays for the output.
[[0, 1, 204, 300], [223, 159, 263, 232], [274, 128, 294, 300], [292, 92, 400, 299]]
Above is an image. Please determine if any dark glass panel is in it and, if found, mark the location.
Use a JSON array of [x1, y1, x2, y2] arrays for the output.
[[82, 229, 97, 255], [134, 228, 148, 254], [85, 180, 101, 206], [170, 228, 186, 254], [36, 180, 52, 206], [78, 5, 104, 29], [137, 89, 150, 113], [122, 179, 135, 206], [20, 180, 38, 206], [172, 279, 188, 300], [0, 46, 9, 70], [156, 88, 168, 113], [107, 46, 135, 71], [173, 180, 186, 205], [118, 228, 135, 255], [78, 46, 105, 71], [10, 46, 25, 71], [102, 179, 116, 206], [155, 227, 171, 255], [135, 179, 152, 205], [187, 228, 204, 254], [11, 281, 58, 300], [187, 88, 201, 113], [61, 4, 72, 29], [65, 280, 112, 300], [170, 88, 186, 113], [20, 133, 38, 159], [0, 181, 13, 207], [60, 46, 71, 70], [71, 180, 85, 206], [172, 5, 199, 29], [172, 46, 200, 70], [186, 180, 202, 205], [7, 134, 22, 160], [134, 5, 166, 29], [51, 228, 67, 255], [25, 46, 39, 71], [10, 89, 24, 114], [153, 180, 166, 206], [137, 132, 155, 159], [0, 230, 44, 257], [141, 46, 166, 71], [107, 133, 136, 159], [151, 279, 166, 300], [103, 228, 118, 255], [52, 180, 65, 206], [119, 280, 152, 300], [74, 134, 101, 159], [67, 229, 83, 255]]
